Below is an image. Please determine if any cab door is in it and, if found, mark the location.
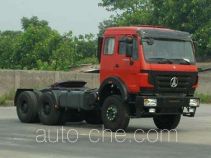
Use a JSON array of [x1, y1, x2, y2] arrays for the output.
[[115, 35, 140, 93], [100, 36, 117, 83]]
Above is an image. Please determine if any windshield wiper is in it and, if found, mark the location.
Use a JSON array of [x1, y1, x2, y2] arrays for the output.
[[171, 58, 191, 65], [147, 58, 173, 64]]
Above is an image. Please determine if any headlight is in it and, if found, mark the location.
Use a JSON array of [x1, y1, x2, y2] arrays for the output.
[[144, 99, 157, 107], [189, 99, 200, 107]]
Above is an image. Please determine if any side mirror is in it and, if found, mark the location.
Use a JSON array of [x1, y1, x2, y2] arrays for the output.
[[126, 38, 133, 44], [97, 37, 103, 63], [146, 38, 154, 45], [126, 44, 133, 57]]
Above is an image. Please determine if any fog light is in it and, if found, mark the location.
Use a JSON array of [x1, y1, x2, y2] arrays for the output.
[[189, 108, 195, 113], [144, 99, 157, 107], [149, 108, 156, 113], [189, 99, 200, 107]]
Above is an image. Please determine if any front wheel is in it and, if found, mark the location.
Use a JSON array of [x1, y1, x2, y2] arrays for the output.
[[153, 115, 181, 130], [101, 95, 130, 132]]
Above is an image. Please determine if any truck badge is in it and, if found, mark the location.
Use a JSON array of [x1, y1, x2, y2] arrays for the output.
[[170, 77, 178, 88]]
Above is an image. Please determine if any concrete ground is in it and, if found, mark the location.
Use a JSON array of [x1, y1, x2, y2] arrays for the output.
[[0, 105, 210, 158]]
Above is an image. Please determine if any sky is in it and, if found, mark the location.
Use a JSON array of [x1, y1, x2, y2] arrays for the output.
[[0, 0, 113, 35]]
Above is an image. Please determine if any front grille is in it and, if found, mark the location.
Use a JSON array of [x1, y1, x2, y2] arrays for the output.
[[149, 71, 198, 95]]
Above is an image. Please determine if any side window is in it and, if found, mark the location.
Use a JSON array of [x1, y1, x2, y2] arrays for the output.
[[118, 36, 139, 60], [104, 38, 115, 55]]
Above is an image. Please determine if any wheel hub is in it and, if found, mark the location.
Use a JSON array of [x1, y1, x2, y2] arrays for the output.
[[20, 101, 28, 113], [43, 103, 51, 115], [106, 106, 118, 121]]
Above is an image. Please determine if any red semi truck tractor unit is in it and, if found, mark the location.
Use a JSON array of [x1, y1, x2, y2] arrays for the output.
[[15, 26, 200, 131]]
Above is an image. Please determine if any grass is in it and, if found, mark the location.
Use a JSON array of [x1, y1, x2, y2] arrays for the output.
[[0, 95, 7, 105], [195, 93, 211, 104], [0, 90, 15, 106]]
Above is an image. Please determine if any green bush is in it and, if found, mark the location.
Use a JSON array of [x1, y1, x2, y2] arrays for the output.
[[195, 93, 211, 104], [0, 95, 7, 105], [0, 90, 15, 106], [0, 16, 98, 71]]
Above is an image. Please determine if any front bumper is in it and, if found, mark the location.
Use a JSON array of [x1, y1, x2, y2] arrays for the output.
[[135, 96, 200, 117]]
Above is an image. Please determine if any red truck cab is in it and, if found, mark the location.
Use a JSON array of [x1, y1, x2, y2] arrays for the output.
[[98, 26, 200, 131], [100, 26, 198, 92]]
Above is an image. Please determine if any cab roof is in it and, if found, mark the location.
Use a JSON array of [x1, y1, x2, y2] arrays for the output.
[[104, 25, 173, 35], [104, 25, 192, 41]]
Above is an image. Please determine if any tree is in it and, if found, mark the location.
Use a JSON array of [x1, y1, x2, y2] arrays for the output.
[[99, 0, 149, 12], [43, 31, 77, 70], [0, 16, 98, 70], [21, 16, 49, 31], [150, 0, 211, 56], [13, 17, 61, 69], [98, 0, 153, 35], [0, 31, 21, 68], [75, 34, 97, 58]]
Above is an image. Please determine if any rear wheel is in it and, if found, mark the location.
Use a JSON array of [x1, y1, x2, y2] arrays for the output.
[[101, 95, 130, 132], [39, 92, 64, 125], [16, 91, 38, 123], [153, 114, 181, 130]]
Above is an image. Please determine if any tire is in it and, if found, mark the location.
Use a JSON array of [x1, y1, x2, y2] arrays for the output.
[[153, 115, 181, 130], [38, 92, 64, 125], [101, 95, 130, 131], [16, 91, 38, 123], [85, 110, 102, 125], [33, 91, 43, 123]]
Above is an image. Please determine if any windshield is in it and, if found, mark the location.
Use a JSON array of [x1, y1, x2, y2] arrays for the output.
[[142, 39, 195, 64]]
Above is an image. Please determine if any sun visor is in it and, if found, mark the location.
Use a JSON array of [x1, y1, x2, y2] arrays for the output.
[[138, 29, 192, 41]]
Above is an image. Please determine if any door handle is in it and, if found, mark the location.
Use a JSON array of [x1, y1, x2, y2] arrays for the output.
[[114, 64, 119, 68]]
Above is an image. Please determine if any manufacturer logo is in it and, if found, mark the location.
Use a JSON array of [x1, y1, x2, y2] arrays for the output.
[[170, 77, 178, 88]]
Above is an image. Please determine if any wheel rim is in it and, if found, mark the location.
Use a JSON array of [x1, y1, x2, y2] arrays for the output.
[[43, 102, 51, 115], [106, 105, 118, 122], [20, 101, 28, 114]]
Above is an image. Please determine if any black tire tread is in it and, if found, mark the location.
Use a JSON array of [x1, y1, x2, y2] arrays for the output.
[[101, 95, 130, 131], [153, 114, 181, 130], [39, 92, 64, 125], [16, 91, 38, 123]]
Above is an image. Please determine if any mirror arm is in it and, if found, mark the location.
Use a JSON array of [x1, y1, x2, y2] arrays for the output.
[[129, 57, 134, 65]]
